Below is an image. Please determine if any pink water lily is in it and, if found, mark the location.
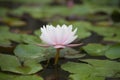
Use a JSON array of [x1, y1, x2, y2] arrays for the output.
[[39, 24, 82, 48], [37, 24, 82, 65]]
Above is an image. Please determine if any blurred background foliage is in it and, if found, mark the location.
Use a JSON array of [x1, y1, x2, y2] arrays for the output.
[[0, 0, 120, 80]]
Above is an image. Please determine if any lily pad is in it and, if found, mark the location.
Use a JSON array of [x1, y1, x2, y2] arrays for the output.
[[21, 34, 41, 44], [0, 53, 21, 72], [0, 8, 9, 17], [0, 53, 42, 74], [105, 44, 120, 59], [73, 22, 92, 39], [0, 26, 22, 44], [2, 17, 26, 27], [0, 39, 11, 47], [62, 59, 120, 80], [104, 36, 120, 42], [61, 62, 93, 75], [81, 59, 120, 77], [91, 27, 115, 37], [61, 61, 104, 80], [0, 72, 17, 80], [15, 60, 43, 74], [13, 75, 43, 80], [34, 29, 41, 37], [14, 44, 46, 62], [0, 72, 43, 80], [0, 26, 9, 32], [82, 43, 107, 56], [77, 29, 91, 39], [69, 74, 105, 80]]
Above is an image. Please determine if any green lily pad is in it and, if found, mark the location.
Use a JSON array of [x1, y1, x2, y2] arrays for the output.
[[12, 6, 44, 18], [92, 27, 115, 37], [104, 36, 120, 42], [0, 53, 42, 74], [0, 72, 17, 80], [0, 8, 9, 17], [73, 22, 92, 39], [0, 53, 21, 72], [73, 21, 93, 30], [62, 59, 120, 80], [61, 61, 104, 80], [61, 62, 93, 75], [13, 0, 50, 4], [82, 43, 107, 56], [105, 44, 120, 59], [52, 19, 69, 26], [2, 17, 26, 27], [69, 74, 105, 80], [81, 59, 120, 77], [15, 60, 43, 74], [13, 75, 43, 80], [0, 72, 43, 80], [8, 33, 22, 43], [14, 44, 46, 62], [0, 39, 11, 47], [21, 34, 41, 44], [0, 26, 9, 32], [34, 29, 41, 37], [84, 0, 119, 7], [77, 29, 91, 39], [0, 26, 22, 44]]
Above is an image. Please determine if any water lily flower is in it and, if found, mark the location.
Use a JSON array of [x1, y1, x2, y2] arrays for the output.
[[39, 24, 81, 48], [37, 24, 82, 65]]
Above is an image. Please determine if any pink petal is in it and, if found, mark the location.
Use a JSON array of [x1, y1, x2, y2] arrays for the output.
[[54, 45, 65, 48]]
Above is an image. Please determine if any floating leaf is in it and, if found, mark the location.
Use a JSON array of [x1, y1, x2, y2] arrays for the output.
[[0, 72, 17, 80], [73, 22, 92, 39], [104, 36, 120, 42], [62, 59, 120, 80], [82, 43, 107, 56], [0, 26, 22, 44], [0, 39, 11, 47], [0, 53, 42, 74], [77, 29, 91, 39], [0, 53, 21, 72], [0, 8, 9, 17], [13, 0, 50, 4], [69, 74, 105, 80], [13, 75, 43, 80], [2, 17, 26, 27], [62, 62, 93, 74], [15, 60, 43, 74], [0, 72, 43, 80], [81, 59, 120, 77], [84, 0, 119, 7], [105, 44, 120, 59], [73, 21, 93, 30], [24, 60, 43, 74], [92, 27, 114, 37], [34, 29, 41, 37], [0, 26, 9, 32], [14, 44, 46, 62], [61, 62, 104, 80], [21, 34, 41, 44]]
